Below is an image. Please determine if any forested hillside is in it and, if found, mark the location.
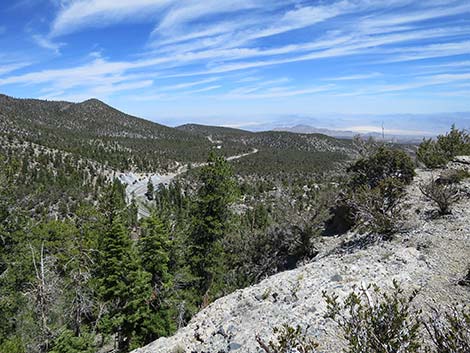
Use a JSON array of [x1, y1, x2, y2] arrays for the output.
[[5, 96, 466, 353], [0, 94, 357, 353], [178, 123, 353, 179], [0, 95, 248, 172], [0, 95, 355, 217]]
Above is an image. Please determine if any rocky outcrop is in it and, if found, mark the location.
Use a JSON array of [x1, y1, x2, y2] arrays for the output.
[[134, 164, 470, 353], [453, 155, 470, 165]]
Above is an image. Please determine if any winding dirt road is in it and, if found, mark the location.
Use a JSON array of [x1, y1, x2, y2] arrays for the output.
[[120, 148, 258, 218]]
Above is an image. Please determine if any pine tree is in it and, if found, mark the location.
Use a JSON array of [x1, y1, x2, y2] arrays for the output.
[[95, 217, 153, 351], [127, 198, 138, 229], [139, 214, 172, 290], [189, 151, 238, 303], [145, 179, 154, 201], [100, 179, 127, 225], [138, 214, 175, 338], [66, 205, 101, 337]]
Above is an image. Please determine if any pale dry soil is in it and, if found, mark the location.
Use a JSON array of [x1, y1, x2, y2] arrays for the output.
[[133, 160, 470, 353]]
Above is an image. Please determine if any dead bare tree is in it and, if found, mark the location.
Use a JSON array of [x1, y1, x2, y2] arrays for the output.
[[28, 243, 62, 353], [66, 261, 94, 337]]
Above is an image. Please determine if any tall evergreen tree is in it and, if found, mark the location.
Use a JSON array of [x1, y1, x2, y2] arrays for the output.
[[139, 214, 172, 290], [189, 151, 238, 303], [100, 179, 127, 225], [95, 216, 153, 351], [139, 214, 175, 338], [66, 205, 102, 337], [145, 179, 154, 201], [127, 198, 138, 229]]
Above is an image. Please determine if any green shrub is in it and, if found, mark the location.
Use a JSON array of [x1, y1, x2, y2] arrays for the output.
[[437, 169, 470, 185], [348, 146, 415, 190], [323, 281, 422, 353], [437, 125, 470, 159], [417, 126, 470, 169], [351, 178, 406, 237], [0, 336, 25, 353], [352, 135, 381, 158], [255, 283, 470, 353], [49, 330, 96, 353], [417, 138, 448, 169], [256, 324, 319, 353], [345, 146, 414, 236]]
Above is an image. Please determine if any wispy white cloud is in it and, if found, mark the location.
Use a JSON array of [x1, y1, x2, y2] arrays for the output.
[[32, 34, 65, 54], [328, 73, 382, 81], [182, 85, 222, 94], [364, 72, 470, 93], [126, 80, 222, 102], [220, 85, 335, 100], [160, 77, 220, 91], [151, 17, 261, 49], [424, 61, 470, 69], [156, 0, 261, 32], [51, 0, 172, 36], [161, 27, 470, 78], [38, 79, 154, 102], [359, 2, 470, 32], [381, 41, 470, 63], [0, 62, 31, 76], [3, 24, 469, 95], [0, 58, 133, 87], [92, 79, 154, 94]]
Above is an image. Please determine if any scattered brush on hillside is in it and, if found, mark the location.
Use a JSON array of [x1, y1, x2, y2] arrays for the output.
[[436, 169, 470, 185], [3, 94, 468, 353], [178, 124, 355, 181], [222, 176, 340, 289], [323, 282, 470, 353], [425, 304, 470, 352], [350, 178, 406, 237], [0, 95, 249, 172], [0, 136, 109, 218], [324, 281, 423, 353], [256, 281, 470, 353]]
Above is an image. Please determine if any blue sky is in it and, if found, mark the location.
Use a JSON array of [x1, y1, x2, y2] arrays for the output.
[[1, 0, 470, 134]]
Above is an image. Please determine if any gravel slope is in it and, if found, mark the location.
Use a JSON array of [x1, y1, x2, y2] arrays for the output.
[[133, 161, 470, 353]]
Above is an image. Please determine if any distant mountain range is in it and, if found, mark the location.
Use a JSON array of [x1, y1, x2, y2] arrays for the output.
[[212, 112, 470, 141], [273, 124, 426, 142], [274, 125, 361, 137]]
